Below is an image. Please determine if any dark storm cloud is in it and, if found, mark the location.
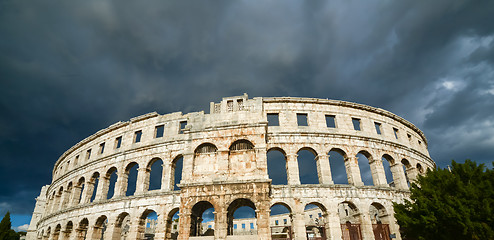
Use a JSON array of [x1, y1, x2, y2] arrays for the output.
[[1, 0, 494, 224]]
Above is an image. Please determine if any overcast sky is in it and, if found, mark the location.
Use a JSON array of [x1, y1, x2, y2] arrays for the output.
[[1, 0, 494, 230]]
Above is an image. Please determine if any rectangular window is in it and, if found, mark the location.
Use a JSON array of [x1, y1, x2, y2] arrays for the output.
[[407, 133, 412, 141], [86, 149, 91, 160], [250, 223, 254, 229], [393, 128, 399, 139], [173, 225, 177, 230], [275, 220, 279, 225], [318, 213, 322, 218], [283, 219, 287, 224], [374, 122, 382, 135], [115, 136, 122, 149], [352, 118, 361, 131], [155, 125, 164, 138], [242, 223, 245, 229], [309, 214, 313, 218], [297, 113, 308, 126], [237, 99, 244, 110], [234, 224, 237, 229], [227, 100, 234, 112], [179, 121, 187, 134], [99, 142, 105, 154], [74, 155, 79, 166], [325, 115, 336, 128], [134, 130, 142, 143], [267, 113, 280, 126]]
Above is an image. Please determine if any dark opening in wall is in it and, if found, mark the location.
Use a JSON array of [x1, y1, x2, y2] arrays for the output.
[[134, 130, 142, 143], [115, 136, 122, 149], [393, 128, 399, 139], [374, 122, 382, 135], [155, 125, 164, 138], [326, 115, 336, 128], [352, 118, 361, 131], [267, 113, 280, 126], [179, 121, 187, 134], [86, 149, 91, 160], [297, 113, 308, 126], [99, 143, 105, 154], [227, 100, 234, 112], [237, 99, 244, 110]]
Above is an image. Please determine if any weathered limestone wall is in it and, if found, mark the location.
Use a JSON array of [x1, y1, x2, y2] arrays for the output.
[[28, 94, 434, 240]]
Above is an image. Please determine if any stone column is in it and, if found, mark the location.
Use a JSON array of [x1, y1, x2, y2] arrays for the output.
[[407, 167, 419, 183], [83, 180, 95, 204], [215, 208, 228, 240], [286, 154, 301, 185], [103, 221, 116, 240], [292, 212, 307, 240], [127, 216, 144, 240], [255, 205, 271, 240], [255, 147, 269, 178], [369, 158, 387, 187], [316, 154, 333, 184], [359, 208, 374, 240], [94, 176, 106, 201], [388, 211, 402, 240], [178, 209, 191, 240], [326, 203, 342, 240], [135, 167, 149, 195], [181, 153, 194, 183], [391, 163, 408, 190], [115, 171, 128, 198], [345, 156, 363, 186], [154, 213, 166, 240], [161, 162, 171, 191]]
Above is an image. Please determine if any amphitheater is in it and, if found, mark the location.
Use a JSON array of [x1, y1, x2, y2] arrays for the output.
[[27, 94, 435, 240]]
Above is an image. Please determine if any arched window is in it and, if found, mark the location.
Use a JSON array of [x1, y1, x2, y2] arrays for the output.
[[148, 158, 163, 191], [357, 152, 373, 186], [298, 148, 319, 184], [270, 203, 292, 239], [89, 172, 100, 202], [106, 167, 118, 199], [172, 156, 183, 190], [329, 149, 348, 184], [126, 163, 139, 196], [267, 148, 288, 185], [190, 201, 215, 237], [195, 143, 217, 154], [229, 140, 254, 151], [227, 199, 256, 236], [92, 215, 108, 239], [382, 155, 395, 186]]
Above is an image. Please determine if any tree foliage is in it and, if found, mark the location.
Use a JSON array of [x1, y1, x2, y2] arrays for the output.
[[0, 212, 20, 240], [394, 160, 494, 240]]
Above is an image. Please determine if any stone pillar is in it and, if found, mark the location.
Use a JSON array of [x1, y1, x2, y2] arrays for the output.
[[127, 216, 144, 240], [316, 154, 333, 184], [178, 209, 191, 240], [115, 172, 128, 198], [369, 158, 387, 187], [83, 180, 95, 204], [97, 176, 110, 201], [135, 167, 149, 195], [215, 208, 228, 240], [154, 213, 166, 240], [103, 221, 116, 240], [94, 176, 106, 201], [407, 167, 419, 183], [286, 154, 301, 185], [391, 163, 408, 190], [161, 162, 171, 191], [60, 189, 70, 210], [255, 204, 271, 240], [255, 147, 269, 178], [388, 211, 402, 240], [345, 156, 363, 186], [181, 153, 194, 183], [360, 208, 374, 240], [326, 203, 342, 240], [292, 212, 307, 240]]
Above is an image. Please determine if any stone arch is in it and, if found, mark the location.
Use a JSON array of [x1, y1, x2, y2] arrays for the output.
[[370, 202, 392, 240], [113, 212, 131, 240], [270, 202, 293, 239], [147, 157, 164, 191], [382, 154, 395, 186], [76, 218, 89, 240], [190, 201, 215, 237], [91, 215, 108, 240], [193, 143, 218, 178], [227, 198, 257, 236], [63, 221, 73, 239], [136, 209, 159, 240], [165, 208, 180, 240], [267, 148, 288, 185], [45, 227, 51, 240], [105, 166, 118, 199], [357, 150, 374, 186], [401, 159, 412, 186], [297, 147, 319, 184], [304, 201, 329, 239], [75, 177, 85, 205], [52, 224, 61, 240], [194, 143, 218, 154], [171, 155, 183, 190], [229, 139, 257, 174], [338, 201, 362, 240], [416, 163, 424, 174], [125, 162, 139, 196], [89, 172, 100, 202], [329, 148, 349, 184], [229, 139, 254, 151]]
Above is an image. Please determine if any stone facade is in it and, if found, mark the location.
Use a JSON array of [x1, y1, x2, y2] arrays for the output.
[[27, 94, 434, 240]]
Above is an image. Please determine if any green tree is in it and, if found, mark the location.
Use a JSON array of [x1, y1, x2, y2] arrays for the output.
[[0, 212, 20, 240], [394, 160, 494, 240]]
